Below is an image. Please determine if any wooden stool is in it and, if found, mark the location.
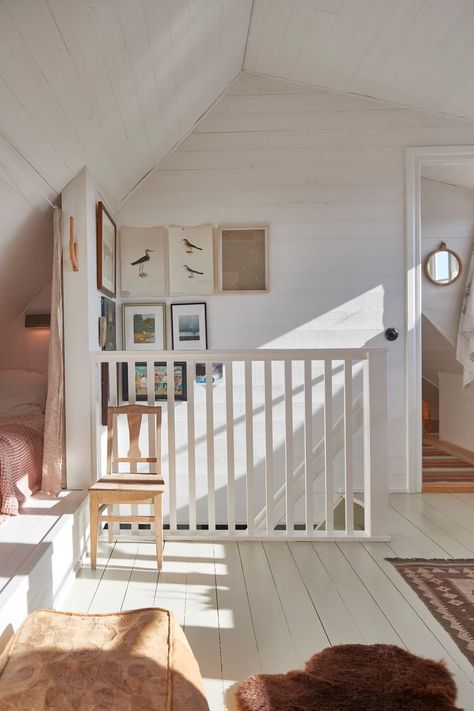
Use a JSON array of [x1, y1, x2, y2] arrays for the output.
[[89, 404, 164, 570]]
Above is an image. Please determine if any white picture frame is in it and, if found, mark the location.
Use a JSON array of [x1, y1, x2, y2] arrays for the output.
[[171, 302, 207, 351], [122, 303, 166, 351], [168, 224, 214, 296], [120, 226, 166, 296], [218, 225, 268, 293]]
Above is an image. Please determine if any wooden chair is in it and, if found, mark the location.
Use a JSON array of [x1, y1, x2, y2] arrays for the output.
[[89, 404, 164, 570]]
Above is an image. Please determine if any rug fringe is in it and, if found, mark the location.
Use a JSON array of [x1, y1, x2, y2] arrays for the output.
[[385, 557, 474, 563]]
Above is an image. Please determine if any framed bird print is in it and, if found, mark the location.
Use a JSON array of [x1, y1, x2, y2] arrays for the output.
[[97, 201, 117, 297], [171, 303, 207, 350], [218, 226, 268, 293], [168, 224, 214, 296], [120, 226, 166, 296], [122, 303, 166, 351]]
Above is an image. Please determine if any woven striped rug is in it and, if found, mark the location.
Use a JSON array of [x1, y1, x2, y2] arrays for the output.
[[422, 444, 474, 484]]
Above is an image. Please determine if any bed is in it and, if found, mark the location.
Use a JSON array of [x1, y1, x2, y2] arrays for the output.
[[0, 371, 47, 519]]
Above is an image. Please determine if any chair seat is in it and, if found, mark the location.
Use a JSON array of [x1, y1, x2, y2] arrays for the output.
[[91, 474, 164, 493]]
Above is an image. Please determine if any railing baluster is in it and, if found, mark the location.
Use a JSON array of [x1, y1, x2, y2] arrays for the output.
[[344, 359, 354, 535], [284, 359, 293, 534], [167, 359, 177, 534], [324, 359, 334, 534], [363, 351, 388, 537], [264, 360, 274, 535], [187, 359, 196, 532], [225, 361, 235, 534], [245, 360, 255, 535], [127, 359, 139, 534], [205, 361, 215, 533], [304, 358, 313, 534]]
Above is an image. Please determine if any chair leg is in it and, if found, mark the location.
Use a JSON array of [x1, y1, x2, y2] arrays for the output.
[[108, 504, 115, 543], [89, 492, 98, 571], [154, 494, 163, 570]]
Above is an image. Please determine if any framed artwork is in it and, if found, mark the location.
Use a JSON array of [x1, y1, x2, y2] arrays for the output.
[[219, 226, 268, 292], [171, 302, 207, 350], [122, 362, 187, 401], [196, 362, 223, 385], [122, 303, 166, 351], [120, 226, 166, 296], [100, 296, 116, 351], [97, 201, 117, 297], [168, 224, 214, 296]]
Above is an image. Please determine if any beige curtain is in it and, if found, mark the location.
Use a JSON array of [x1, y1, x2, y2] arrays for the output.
[[41, 206, 64, 494], [456, 248, 474, 386]]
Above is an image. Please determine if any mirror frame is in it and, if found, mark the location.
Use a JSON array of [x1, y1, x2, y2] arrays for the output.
[[424, 242, 463, 286]]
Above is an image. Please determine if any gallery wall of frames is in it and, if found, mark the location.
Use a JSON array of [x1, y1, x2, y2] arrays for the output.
[[96, 202, 268, 397]]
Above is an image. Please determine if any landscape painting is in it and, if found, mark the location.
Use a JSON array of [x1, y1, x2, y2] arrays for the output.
[[122, 303, 166, 351]]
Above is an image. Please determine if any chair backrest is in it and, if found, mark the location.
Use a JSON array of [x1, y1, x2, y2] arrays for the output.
[[106, 404, 162, 476]]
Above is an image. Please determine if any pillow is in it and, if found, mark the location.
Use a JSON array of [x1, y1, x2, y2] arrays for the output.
[[0, 370, 47, 417]]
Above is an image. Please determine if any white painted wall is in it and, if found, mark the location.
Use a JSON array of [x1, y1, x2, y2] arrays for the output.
[[421, 177, 474, 345], [62, 167, 109, 489], [439, 372, 474, 452], [0, 284, 51, 374], [118, 73, 474, 492]]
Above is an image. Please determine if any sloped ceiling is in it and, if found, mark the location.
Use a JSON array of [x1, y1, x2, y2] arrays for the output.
[[244, 0, 474, 122], [0, 0, 252, 333], [4, 0, 474, 335], [422, 163, 474, 193]]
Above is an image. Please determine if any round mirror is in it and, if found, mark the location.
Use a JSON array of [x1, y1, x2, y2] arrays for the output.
[[424, 242, 462, 286]]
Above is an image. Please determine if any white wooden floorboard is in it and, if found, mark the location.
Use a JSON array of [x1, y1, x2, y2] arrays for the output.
[[239, 541, 300, 674], [263, 541, 330, 665], [313, 542, 403, 646], [214, 543, 259, 711], [87, 542, 139, 614], [58, 494, 474, 711], [288, 541, 365, 645], [390, 494, 474, 558], [180, 542, 223, 711]]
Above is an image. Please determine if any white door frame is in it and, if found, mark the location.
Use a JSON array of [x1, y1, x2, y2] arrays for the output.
[[405, 145, 474, 492]]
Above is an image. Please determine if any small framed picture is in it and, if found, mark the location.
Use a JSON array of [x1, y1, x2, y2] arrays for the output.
[[196, 362, 223, 385], [97, 201, 117, 297], [122, 303, 166, 351], [168, 225, 214, 296], [120, 226, 166, 296], [219, 226, 268, 292], [100, 296, 116, 351], [122, 362, 187, 401], [171, 302, 207, 350]]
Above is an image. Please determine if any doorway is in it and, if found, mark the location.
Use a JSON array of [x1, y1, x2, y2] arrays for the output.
[[406, 146, 474, 492]]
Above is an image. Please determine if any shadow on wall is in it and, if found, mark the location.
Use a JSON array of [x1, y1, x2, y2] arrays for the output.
[[0, 204, 53, 338]]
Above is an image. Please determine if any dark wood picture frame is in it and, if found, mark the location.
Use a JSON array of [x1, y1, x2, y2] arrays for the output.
[[97, 200, 117, 297], [122, 362, 187, 402]]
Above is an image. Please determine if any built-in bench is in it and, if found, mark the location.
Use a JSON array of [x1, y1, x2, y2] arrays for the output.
[[0, 490, 88, 653]]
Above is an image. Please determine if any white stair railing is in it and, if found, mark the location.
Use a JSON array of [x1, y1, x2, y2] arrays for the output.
[[254, 394, 364, 531], [90, 348, 389, 541]]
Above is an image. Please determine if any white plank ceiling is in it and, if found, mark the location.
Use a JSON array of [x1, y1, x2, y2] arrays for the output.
[[245, 0, 474, 122], [0, 0, 252, 333], [4, 0, 474, 331]]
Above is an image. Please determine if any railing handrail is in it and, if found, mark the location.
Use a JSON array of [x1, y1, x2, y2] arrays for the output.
[[92, 347, 388, 363]]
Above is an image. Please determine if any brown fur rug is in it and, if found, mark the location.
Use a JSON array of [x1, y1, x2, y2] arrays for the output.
[[236, 644, 462, 711]]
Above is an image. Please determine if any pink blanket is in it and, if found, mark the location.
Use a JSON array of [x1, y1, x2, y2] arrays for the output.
[[0, 418, 44, 517]]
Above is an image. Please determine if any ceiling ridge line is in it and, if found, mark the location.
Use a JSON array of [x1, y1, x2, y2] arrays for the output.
[[115, 70, 245, 213], [242, 0, 255, 72], [242, 70, 474, 126], [0, 132, 58, 210]]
